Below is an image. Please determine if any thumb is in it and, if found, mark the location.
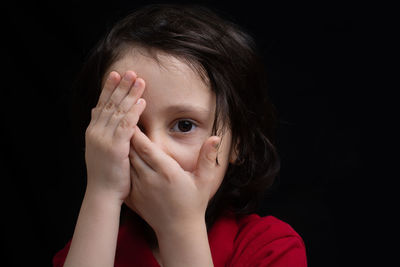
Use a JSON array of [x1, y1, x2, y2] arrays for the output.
[[194, 136, 221, 180]]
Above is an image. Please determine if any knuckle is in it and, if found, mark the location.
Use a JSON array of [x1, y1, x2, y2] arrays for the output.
[[139, 143, 152, 156], [85, 126, 95, 138], [91, 107, 99, 118], [96, 101, 104, 109], [85, 129, 99, 145], [85, 127, 100, 140], [113, 107, 125, 117], [161, 169, 173, 182], [85, 126, 106, 144], [118, 117, 132, 129], [104, 100, 115, 111]]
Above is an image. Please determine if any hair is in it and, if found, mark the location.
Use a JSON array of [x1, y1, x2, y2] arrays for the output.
[[71, 3, 280, 234]]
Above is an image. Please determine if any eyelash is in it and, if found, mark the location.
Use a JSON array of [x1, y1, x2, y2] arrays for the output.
[[170, 119, 198, 133]]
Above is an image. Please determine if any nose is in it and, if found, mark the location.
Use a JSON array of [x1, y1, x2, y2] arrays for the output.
[[145, 129, 172, 158]]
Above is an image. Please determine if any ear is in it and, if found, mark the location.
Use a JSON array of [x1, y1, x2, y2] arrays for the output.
[[229, 139, 240, 164]]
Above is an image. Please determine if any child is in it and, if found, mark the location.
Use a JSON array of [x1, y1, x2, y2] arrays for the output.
[[54, 4, 307, 267]]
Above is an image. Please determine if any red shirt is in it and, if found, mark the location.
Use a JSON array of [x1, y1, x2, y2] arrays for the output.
[[53, 212, 307, 267]]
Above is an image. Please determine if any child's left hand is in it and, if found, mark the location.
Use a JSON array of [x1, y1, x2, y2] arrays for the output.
[[125, 125, 221, 236]]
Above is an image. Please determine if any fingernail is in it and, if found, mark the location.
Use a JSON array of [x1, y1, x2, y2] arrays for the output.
[[109, 71, 118, 79], [133, 78, 142, 88], [124, 71, 135, 80]]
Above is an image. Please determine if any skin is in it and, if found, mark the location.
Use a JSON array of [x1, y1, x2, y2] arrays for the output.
[[63, 48, 235, 267]]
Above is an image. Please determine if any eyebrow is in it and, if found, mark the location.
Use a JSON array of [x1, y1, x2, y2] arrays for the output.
[[164, 104, 211, 115]]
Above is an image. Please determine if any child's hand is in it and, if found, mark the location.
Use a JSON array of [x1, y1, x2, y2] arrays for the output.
[[84, 71, 146, 204], [126, 126, 221, 235]]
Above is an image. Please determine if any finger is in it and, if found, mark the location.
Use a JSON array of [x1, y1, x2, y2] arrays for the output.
[[117, 78, 145, 116], [96, 71, 137, 127], [113, 98, 146, 143], [129, 146, 156, 178], [130, 157, 140, 179], [96, 71, 121, 109], [131, 126, 180, 176], [126, 165, 140, 214], [89, 71, 121, 126], [106, 78, 145, 131], [193, 136, 221, 180], [129, 148, 141, 182]]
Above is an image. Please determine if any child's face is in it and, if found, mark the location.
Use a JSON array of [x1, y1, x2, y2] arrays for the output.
[[107, 48, 234, 200]]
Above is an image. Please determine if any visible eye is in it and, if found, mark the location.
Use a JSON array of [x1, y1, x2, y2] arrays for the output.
[[171, 120, 197, 133]]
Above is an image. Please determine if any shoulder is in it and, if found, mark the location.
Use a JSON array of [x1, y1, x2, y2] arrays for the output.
[[236, 214, 303, 244], [229, 214, 307, 267]]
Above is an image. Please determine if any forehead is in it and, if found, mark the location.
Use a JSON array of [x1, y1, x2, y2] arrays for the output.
[[109, 47, 205, 86], [107, 47, 215, 113]]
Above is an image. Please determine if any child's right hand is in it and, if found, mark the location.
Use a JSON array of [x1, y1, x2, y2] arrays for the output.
[[84, 71, 146, 204]]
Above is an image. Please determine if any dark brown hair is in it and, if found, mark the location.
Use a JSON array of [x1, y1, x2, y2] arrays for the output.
[[71, 3, 280, 230]]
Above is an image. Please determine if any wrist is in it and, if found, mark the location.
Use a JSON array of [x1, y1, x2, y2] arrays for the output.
[[83, 186, 123, 212], [85, 182, 125, 208], [155, 218, 208, 246], [154, 215, 206, 239]]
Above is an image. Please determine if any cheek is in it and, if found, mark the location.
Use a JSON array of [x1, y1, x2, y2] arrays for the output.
[[169, 133, 232, 200], [171, 143, 202, 172]]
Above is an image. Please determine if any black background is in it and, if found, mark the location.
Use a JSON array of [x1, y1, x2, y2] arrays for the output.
[[2, 1, 374, 266]]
